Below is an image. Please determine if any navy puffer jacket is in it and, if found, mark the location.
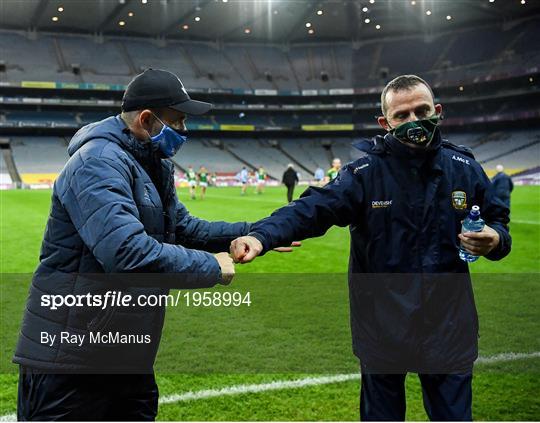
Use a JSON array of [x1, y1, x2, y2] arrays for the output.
[[13, 115, 250, 372], [249, 132, 511, 373]]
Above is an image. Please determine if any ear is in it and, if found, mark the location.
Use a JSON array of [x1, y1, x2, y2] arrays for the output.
[[138, 109, 154, 128], [377, 116, 390, 131], [435, 103, 443, 116]]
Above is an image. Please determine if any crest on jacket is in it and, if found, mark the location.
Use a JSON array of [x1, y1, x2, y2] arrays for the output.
[[451, 190, 467, 209]]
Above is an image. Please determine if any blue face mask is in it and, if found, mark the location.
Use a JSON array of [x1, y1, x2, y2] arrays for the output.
[[148, 114, 188, 158]]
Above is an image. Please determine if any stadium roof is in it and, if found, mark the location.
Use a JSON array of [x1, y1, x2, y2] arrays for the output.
[[1, 0, 539, 43]]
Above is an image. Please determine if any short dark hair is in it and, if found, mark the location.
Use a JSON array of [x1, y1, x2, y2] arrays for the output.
[[380, 75, 434, 116]]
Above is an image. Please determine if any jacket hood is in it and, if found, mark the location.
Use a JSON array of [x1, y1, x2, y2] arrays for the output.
[[67, 115, 135, 157]]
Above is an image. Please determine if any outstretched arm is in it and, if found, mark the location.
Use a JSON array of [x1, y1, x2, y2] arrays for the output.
[[231, 163, 363, 263], [175, 200, 251, 253], [60, 156, 223, 287]]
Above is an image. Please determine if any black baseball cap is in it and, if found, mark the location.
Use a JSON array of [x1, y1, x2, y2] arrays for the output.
[[121, 68, 212, 115]]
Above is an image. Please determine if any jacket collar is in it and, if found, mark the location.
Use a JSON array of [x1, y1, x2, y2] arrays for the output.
[[383, 129, 443, 172], [353, 130, 443, 173], [115, 115, 158, 166]]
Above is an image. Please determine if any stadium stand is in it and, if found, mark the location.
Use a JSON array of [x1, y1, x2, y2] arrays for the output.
[[0, 149, 14, 188], [11, 137, 69, 174], [1, 11, 539, 186], [0, 33, 76, 83], [472, 131, 537, 161], [483, 142, 540, 171], [59, 36, 133, 84], [4, 128, 540, 184], [444, 130, 540, 176], [184, 43, 252, 90], [174, 139, 244, 174], [123, 39, 229, 89], [5, 111, 77, 125], [480, 131, 540, 172], [223, 139, 292, 179], [2, 17, 539, 89], [279, 139, 333, 172]]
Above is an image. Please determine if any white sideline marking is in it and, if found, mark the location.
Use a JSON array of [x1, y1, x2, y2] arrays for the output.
[[475, 351, 540, 364], [1, 351, 539, 420], [159, 373, 359, 405], [512, 220, 540, 225], [158, 351, 540, 406]]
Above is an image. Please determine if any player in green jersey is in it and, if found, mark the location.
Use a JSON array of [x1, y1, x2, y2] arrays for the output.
[[186, 165, 197, 199], [198, 166, 209, 200], [325, 158, 341, 183], [256, 166, 267, 194]]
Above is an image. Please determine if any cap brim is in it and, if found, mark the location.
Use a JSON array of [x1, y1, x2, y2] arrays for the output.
[[170, 99, 213, 115]]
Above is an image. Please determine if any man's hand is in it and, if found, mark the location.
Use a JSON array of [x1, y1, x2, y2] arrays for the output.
[[214, 252, 235, 285], [230, 237, 302, 263], [230, 236, 263, 264], [458, 224, 500, 257]]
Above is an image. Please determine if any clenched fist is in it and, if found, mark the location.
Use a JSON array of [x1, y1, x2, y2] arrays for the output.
[[230, 236, 301, 264], [214, 252, 235, 285], [230, 236, 264, 264]]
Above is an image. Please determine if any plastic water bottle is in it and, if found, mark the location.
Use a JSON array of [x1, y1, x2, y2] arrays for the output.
[[459, 205, 485, 262]]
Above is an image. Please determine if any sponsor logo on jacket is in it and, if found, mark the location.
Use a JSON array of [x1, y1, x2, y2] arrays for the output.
[[353, 163, 370, 174], [372, 200, 393, 208]]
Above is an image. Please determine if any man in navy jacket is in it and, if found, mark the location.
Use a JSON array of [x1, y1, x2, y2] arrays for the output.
[[491, 164, 514, 209], [15, 69, 252, 421], [231, 75, 511, 421]]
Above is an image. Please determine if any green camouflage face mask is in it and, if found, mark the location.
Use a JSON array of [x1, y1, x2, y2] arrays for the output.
[[390, 115, 440, 146]]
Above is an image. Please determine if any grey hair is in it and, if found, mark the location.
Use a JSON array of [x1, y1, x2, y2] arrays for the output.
[[120, 107, 167, 125], [120, 110, 142, 125]]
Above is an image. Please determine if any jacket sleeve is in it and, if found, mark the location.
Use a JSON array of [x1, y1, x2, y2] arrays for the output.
[[60, 156, 221, 287], [474, 166, 512, 261], [175, 201, 251, 253], [249, 163, 363, 254]]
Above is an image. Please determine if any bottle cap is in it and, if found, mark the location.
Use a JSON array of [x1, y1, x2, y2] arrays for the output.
[[470, 205, 480, 220]]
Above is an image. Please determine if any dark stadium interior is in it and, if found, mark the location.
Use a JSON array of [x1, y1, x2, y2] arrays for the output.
[[0, 0, 539, 186]]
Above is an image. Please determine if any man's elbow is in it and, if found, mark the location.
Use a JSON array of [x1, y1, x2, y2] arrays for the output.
[[96, 237, 162, 272]]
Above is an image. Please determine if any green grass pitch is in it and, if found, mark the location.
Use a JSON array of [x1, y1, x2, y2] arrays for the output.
[[0, 185, 539, 420]]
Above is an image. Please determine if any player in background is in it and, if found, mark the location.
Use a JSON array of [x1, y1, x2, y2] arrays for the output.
[[186, 165, 197, 199], [324, 158, 341, 183], [256, 166, 267, 194], [198, 166, 209, 200], [314, 167, 325, 186], [282, 163, 299, 203], [238, 166, 249, 195], [491, 164, 514, 209]]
